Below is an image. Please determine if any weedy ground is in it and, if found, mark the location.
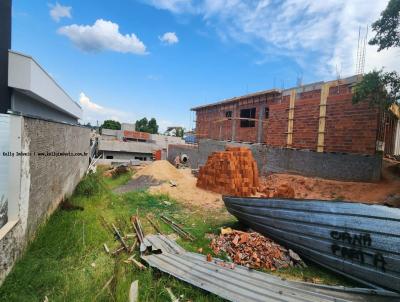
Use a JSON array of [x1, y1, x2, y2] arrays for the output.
[[0, 170, 352, 301]]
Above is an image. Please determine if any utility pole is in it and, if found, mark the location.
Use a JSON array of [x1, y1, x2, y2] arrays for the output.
[[0, 0, 12, 113]]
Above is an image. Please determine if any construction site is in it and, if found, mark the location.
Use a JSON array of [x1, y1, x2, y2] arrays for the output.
[[1, 0, 400, 301]]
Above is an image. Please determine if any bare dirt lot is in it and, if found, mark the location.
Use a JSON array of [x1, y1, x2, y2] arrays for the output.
[[131, 161, 224, 209], [125, 159, 400, 208]]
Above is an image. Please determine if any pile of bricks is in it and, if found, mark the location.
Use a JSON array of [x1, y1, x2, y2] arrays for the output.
[[196, 146, 259, 197], [210, 229, 306, 270]]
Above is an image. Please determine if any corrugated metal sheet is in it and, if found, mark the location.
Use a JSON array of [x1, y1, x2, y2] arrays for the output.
[[141, 235, 400, 302], [223, 197, 400, 293]]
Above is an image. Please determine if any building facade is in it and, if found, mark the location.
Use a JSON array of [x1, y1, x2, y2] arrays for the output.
[[97, 124, 186, 164], [192, 76, 399, 156]]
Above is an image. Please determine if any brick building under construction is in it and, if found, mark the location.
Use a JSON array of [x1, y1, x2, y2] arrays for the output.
[[191, 75, 400, 156]]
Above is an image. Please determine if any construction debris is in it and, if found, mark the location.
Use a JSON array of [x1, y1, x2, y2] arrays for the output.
[[131, 215, 146, 252], [127, 256, 146, 270], [166, 288, 180, 302], [220, 227, 233, 235], [112, 246, 125, 256], [210, 230, 306, 270], [160, 215, 195, 241], [197, 146, 259, 197], [169, 180, 177, 187], [141, 234, 400, 302], [129, 280, 139, 302], [258, 182, 296, 198], [111, 223, 129, 251], [146, 214, 163, 234], [103, 164, 130, 178], [95, 276, 114, 300], [103, 243, 110, 254]]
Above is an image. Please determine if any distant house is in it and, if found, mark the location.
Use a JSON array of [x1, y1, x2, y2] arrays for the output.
[[97, 123, 186, 164], [164, 126, 184, 137]]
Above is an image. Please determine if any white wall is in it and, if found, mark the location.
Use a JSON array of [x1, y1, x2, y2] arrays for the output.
[[8, 51, 82, 122]]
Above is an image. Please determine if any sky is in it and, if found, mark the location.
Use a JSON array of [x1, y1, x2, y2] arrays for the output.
[[11, 0, 399, 131]]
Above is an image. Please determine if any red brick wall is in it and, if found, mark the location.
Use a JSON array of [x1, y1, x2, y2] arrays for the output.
[[194, 85, 379, 155], [324, 86, 378, 154], [265, 96, 288, 147], [291, 91, 321, 150], [234, 99, 261, 142]]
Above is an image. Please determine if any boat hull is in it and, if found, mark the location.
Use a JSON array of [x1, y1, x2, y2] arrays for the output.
[[223, 196, 400, 293]]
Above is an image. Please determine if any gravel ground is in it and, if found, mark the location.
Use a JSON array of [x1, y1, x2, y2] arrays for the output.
[[113, 175, 163, 194]]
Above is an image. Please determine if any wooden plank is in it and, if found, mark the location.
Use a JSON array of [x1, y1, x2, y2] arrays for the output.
[[317, 84, 330, 152], [286, 90, 296, 147]]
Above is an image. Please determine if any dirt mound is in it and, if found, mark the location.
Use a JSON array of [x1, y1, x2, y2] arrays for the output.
[[197, 147, 259, 197], [134, 160, 183, 181], [148, 168, 224, 209], [259, 182, 295, 198], [261, 167, 400, 204]]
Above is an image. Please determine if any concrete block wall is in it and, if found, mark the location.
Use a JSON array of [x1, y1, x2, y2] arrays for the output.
[[168, 139, 382, 182], [167, 144, 201, 168], [23, 117, 90, 236], [0, 115, 90, 284], [194, 82, 379, 155]]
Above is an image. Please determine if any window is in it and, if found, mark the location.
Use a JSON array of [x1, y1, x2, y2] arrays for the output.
[[240, 108, 256, 127], [225, 111, 232, 118], [265, 107, 270, 119], [106, 155, 114, 159]]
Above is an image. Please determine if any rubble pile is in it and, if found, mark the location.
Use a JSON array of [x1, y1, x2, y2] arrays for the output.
[[210, 229, 306, 270], [197, 147, 259, 197], [258, 182, 296, 198], [103, 164, 130, 178]]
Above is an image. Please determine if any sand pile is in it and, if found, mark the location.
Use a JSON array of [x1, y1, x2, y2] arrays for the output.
[[197, 147, 259, 197], [131, 161, 224, 209], [134, 160, 183, 181]]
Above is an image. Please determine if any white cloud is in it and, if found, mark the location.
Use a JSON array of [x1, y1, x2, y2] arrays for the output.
[[159, 32, 179, 45], [79, 92, 132, 124], [49, 2, 72, 22], [58, 19, 147, 55], [145, 0, 400, 78], [144, 0, 195, 13]]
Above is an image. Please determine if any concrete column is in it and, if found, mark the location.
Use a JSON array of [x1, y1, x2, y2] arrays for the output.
[[257, 104, 265, 143], [232, 105, 237, 141]]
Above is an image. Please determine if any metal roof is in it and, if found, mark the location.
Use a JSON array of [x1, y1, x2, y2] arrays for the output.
[[141, 235, 400, 302]]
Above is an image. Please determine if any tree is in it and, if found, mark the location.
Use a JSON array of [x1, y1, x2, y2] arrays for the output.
[[353, 70, 400, 109], [353, 0, 400, 108], [369, 0, 400, 51], [175, 127, 184, 137], [148, 118, 159, 134], [135, 117, 159, 134], [100, 120, 121, 130]]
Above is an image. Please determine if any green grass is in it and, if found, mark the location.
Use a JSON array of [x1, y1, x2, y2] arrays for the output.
[[0, 171, 352, 301]]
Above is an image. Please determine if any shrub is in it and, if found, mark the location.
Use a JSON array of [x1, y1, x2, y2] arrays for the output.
[[74, 172, 105, 197]]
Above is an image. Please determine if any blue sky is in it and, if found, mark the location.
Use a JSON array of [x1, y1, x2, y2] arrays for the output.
[[11, 0, 398, 131]]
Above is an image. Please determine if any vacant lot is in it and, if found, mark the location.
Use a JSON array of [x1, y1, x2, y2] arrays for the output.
[[0, 170, 350, 302]]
